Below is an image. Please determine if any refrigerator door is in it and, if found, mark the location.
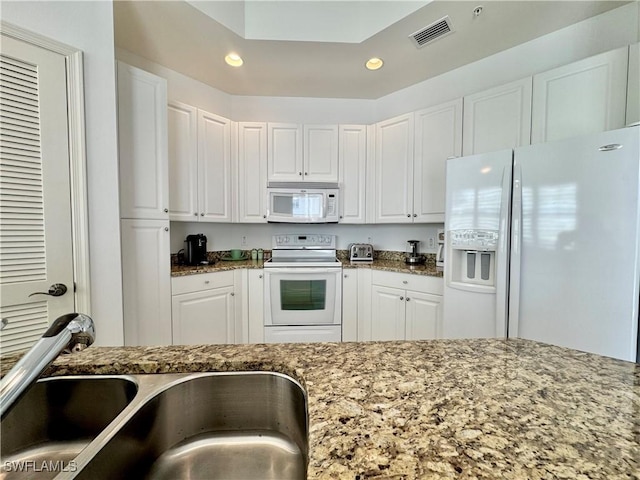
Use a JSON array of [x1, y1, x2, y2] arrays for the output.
[[443, 150, 512, 338], [510, 126, 640, 361]]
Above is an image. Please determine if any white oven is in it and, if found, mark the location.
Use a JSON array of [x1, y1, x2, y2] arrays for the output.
[[263, 234, 342, 343]]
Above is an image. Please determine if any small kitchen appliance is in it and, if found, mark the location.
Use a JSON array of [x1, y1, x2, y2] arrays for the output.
[[184, 234, 208, 265], [405, 240, 425, 265], [349, 243, 374, 262], [266, 183, 339, 223]]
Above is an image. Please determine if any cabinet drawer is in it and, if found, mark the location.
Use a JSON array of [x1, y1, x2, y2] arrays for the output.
[[371, 270, 443, 295], [172, 271, 235, 295]]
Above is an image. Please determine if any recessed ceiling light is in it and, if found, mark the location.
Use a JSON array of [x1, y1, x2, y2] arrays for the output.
[[225, 53, 243, 67], [365, 57, 384, 71]]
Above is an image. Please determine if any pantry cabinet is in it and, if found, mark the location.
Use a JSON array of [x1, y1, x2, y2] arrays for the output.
[[369, 271, 443, 341], [374, 113, 414, 223], [171, 271, 243, 345], [167, 101, 232, 222], [463, 77, 532, 155], [338, 125, 367, 224], [531, 46, 629, 144], [117, 62, 169, 220], [267, 123, 339, 183], [237, 122, 268, 223], [413, 99, 462, 223], [121, 219, 172, 346]]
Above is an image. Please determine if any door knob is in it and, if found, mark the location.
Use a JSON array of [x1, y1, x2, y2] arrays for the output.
[[29, 283, 68, 297]]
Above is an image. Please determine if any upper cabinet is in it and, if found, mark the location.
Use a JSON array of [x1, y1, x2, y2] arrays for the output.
[[267, 123, 339, 183], [627, 43, 640, 126], [117, 62, 169, 220], [374, 113, 414, 223], [338, 125, 367, 224], [531, 46, 629, 144], [167, 101, 232, 222], [413, 99, 462, 223], [462, 77, 532, 156], [628, 43, 640, 127], [237, 122, 268, 223]]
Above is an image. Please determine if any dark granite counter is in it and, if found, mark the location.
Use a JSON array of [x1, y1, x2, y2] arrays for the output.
[[5, 339, 638, 479]]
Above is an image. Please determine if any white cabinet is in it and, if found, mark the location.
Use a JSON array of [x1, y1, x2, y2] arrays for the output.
[[369, 271, 443, 341], [374, 113, 414, 223], [167, 101, 232, 222], [121, 219, 172, 346], [338, 125, 367, 224], [532, 46, 628, 144], [463, 77, 532, 155], [117, 62, 169, 220], [627, 43, 640, 127], [171, 271, 242, 345], [267, 123, 339, 183], [413, 99, 462, 223], [247, 269, 265, 343], [342, 270, 358, 341], [237, 122, 268, 223]]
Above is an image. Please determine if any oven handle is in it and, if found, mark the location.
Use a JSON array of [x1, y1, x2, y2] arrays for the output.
[[263, 267, 342, 274]]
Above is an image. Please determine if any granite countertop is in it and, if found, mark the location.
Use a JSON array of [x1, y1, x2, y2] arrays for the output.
[[8, 338, 639, 479], [171, 250, 443, 278]]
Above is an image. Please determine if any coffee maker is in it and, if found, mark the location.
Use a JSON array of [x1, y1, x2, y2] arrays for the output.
[[405, 239, 425, 265], [185, 234, 208, 265]]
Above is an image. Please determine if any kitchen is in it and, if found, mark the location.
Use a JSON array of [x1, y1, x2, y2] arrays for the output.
[[1, 1, 639, 478]]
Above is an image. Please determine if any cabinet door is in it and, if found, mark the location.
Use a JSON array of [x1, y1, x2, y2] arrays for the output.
[[463, 77, 532, 155], [405, 291, 442, 340], [117, 62, 169, 220], [247, 270, 264, 343], [172, 286, 235, 345], [268, 123, 303, 182], [238, 122, 268, 223], [342, 270, 358, 341], [532, 47, 628, 144], [198, 110, 231, 221], [121, 219, 171, 346], [414, 99, 462, 223], [168, 101, 198, 221], [370, 285, 405, 340], [374, 113, 414, 223], [304, 124, 339, 182], [339, 125, 367, 223], [627, 43, 640, 127]]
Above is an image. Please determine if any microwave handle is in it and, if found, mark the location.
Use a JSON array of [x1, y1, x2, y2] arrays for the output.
[[323, 193, 328, 219]]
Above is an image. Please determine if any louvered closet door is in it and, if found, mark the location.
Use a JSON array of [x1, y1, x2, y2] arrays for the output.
[[0, 35, 74, 354]]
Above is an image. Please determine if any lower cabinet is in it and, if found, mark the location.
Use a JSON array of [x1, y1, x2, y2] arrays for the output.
[[171, 270, 243, 345], [369, 271, 443, 341]]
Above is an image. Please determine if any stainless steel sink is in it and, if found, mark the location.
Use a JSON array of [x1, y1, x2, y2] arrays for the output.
[[0, 376, 138, 480], [73, 372, 308, 480]]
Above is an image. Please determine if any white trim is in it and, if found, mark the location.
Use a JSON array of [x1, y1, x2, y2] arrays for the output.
[[1, 21, 92, 316]]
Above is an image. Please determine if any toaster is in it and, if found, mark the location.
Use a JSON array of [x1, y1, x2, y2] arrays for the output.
[[349, 243, 374, 262]]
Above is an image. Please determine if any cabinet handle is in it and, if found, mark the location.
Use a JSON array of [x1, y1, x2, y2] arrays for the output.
[[406, 297, 411, 302], [298, 172, 302, 176], [304, 172, 308, 176], [164, 227, 169, 232], [339, 215, 343, 219], [194, 213, 198, 216], [258, 274, 263, 279], [400, 296, 404, 301], [263, 215, 266, 218], [413, 213, 417, 217], [406, 214, 410, 218], [200, 213, 204, 216], [344, 274, 348, 278], [230, 292, 235, 296], [164, 208, 168, 213], [403, 280, 408, 284], [204, 280, 210, 284]]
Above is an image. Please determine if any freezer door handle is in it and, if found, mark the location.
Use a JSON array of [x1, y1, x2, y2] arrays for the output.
[[508, 160, 522, 338]]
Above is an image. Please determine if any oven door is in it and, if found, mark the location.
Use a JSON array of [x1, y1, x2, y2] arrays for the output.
[[264, 267, 342, 326]]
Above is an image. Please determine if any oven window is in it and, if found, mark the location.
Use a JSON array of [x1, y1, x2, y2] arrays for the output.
[[280, 280, 326, 310]]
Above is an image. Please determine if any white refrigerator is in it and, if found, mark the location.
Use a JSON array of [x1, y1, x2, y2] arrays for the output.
[[443, 126, 640, 362]]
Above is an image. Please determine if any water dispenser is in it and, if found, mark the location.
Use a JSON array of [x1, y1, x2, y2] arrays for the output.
[[447, 229, 498, 291]]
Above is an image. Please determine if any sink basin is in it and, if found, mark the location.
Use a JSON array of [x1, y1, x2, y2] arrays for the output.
[[0, 376, 138, 480], [75, 372, 308, 480]]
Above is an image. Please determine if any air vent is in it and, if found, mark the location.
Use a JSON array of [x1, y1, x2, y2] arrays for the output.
[[409, 16, 453, 48]]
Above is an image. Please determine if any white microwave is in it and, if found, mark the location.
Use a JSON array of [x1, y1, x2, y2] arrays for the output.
[[266, 183, 339, 223]]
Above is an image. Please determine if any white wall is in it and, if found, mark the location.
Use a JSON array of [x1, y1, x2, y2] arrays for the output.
[[2, 1, 124, 346]]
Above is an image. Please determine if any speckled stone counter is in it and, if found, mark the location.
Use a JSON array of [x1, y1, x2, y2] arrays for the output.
[[5, 339, 638, 479]]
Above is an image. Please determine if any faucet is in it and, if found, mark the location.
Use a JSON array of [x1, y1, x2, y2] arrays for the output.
[[0, 313, 95, 418]]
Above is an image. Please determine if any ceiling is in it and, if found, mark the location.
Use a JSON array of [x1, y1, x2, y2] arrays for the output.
[[113, 1, 628, 99]]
